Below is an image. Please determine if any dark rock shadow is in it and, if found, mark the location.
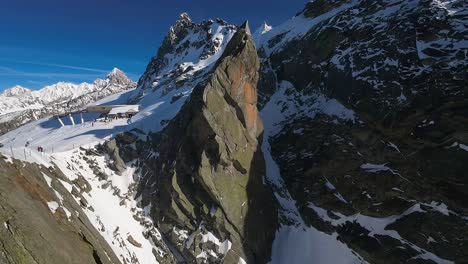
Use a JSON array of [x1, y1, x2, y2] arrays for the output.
[[62, 125, 128, 140], [242, 132, 279, 263]]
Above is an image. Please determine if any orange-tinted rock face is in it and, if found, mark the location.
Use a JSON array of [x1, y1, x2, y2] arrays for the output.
[[244, 81, 259, 137], [15, 174, 53, 208], [137, 22, 277, 264], [244, 81, 256, 105], [219, 28, 262, 141]]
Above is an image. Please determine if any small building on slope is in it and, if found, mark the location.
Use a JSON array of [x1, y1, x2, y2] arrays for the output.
[[87, 105, 139, 118]]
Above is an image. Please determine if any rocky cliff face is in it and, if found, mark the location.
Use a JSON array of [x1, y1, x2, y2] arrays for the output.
[[0, 155, 121, 264], [135, 22, 277, 263], [1, 1, 467, 263], [0, 68, 135, 135], [254, 0, 468, 263]]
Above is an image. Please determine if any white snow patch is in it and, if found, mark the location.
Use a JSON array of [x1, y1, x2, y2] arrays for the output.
[[270, 226, 365, 264], [262, 81, 355, 137], [59, 179, 73, 192], [47, 201, 60, 214], [360, 163, 400, 176], [42, 172, 53, 187], [238, 257, 247, 264], [459, 144, 468, 152], [446, 142, 468, 152], [423, 201, 453, 216], [2, 154, 13, 164], [200, 231, 232, 256], [63, 206, 72, 220], [173, 227, 189, 241], [325, 181, 336, 190], [387, 141, 402, 153]]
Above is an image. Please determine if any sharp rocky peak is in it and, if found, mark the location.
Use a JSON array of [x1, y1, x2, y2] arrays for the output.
[[106, 68, 131, 85], [166, 12, 194, 46], [135, 13, 237, 94], [177, 12, 192, 24], [136, 19, 277, 263], [256, 21, 272, 34]]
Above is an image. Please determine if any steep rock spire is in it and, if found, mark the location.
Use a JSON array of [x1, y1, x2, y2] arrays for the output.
[[137, 20, 277, 263]]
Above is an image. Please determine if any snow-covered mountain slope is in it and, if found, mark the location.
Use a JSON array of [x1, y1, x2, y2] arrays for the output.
[[0, 68, 136, 135], [0, 14, 240, 264], [133, 13, 236, 100], [1, 1, 467, 263], [1, 85, 32, 97], [0, 11, 237, 156], [0, 154, 122, 264], [253, 0, 468, 263]]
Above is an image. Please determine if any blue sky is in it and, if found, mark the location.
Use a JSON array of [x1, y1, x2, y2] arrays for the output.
[[0, 0, 307, 91]]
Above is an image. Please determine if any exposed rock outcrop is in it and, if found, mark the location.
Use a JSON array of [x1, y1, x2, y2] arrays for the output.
[[0, 155, 121, 264], [107, 67, 132, 85], [137, 21, 277, 263], [102, 139, 127, 175], [255, 0, 468, 262]]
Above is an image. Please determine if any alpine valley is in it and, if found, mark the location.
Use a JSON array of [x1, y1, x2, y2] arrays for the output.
[[0, 0, 467, 264]]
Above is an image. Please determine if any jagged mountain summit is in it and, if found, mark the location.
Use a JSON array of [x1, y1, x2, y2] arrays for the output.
[[134, 13, 236, 100], [252, 22, 272, 47], [0, 1, 467, 264], [0, 68, 136, 135], [135, 21, 277, 263]]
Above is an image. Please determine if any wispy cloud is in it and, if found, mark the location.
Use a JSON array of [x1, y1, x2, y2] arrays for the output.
[[3, 59, 109, 73], [26, 80, 49, 86], [0, 66, 102, 79]]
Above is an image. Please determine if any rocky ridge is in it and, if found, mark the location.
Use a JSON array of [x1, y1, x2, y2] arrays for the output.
[[133, 13, 236, 101], [134, 21, 278, 264]]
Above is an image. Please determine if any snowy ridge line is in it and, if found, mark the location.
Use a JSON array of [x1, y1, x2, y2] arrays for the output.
[[134, 17, 236, 98], [256, 0, 359, 56]]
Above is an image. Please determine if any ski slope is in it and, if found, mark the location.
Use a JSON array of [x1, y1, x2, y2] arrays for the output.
[[0, 83, 190, 158]]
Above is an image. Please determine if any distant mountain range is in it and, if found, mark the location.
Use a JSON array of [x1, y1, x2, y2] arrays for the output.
[[0, 68, 136, 134]]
